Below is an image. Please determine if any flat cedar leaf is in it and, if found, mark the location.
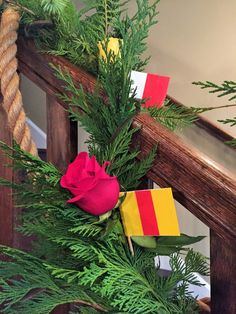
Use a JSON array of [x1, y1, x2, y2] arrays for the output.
[[157, 234, 205, 246], [147, 234, 206, 256], [155, 246, 182, 256], [129, 234, 205, 252], [132, 236, 157, 249]]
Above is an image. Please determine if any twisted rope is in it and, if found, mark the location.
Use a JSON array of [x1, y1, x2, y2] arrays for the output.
[[0, 7, 38, 156]]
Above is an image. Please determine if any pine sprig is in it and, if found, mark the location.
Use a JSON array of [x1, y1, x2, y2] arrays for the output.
[[81, 0, 124, 37], [225, 138, 236, 147], [40, 0, 70, 16], [218, 117, 236, 127], [148, 99, 206, 131], [218, 118, 236, 147], [116, 0, 159, 71], [193, 80, 236, 101], [149, 98, 236, 131], [194, 80, 236, 147], [0, 245, 106, 314], [0, 141, 61, 184]]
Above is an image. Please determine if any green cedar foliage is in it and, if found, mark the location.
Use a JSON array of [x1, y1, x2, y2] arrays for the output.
[[0, 244, 207, 314], [219, 117, 236, 127], [52, 64, 155, 191], [218, 117, 236, 146], [0, 142, 208, 313], [193, 80, 236, 147], [15, 0, 158, 74], [193, 80, 236, 101], [149, 98, 236, 131], [50, 5, 159, 190], [148, 99, 208, 131]]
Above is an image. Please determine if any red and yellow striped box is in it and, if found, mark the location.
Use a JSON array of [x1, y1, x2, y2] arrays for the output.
[[120, 188, 180, 236]]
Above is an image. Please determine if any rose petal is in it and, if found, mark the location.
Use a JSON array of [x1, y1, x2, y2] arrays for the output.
[[75, 177, 120, 216], [67, 193, 85, 203], [88, 155, 102, 173], [64, 176, 97, 196], [64, 152, 89, 185]]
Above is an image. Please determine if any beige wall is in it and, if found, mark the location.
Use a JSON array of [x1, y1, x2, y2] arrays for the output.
[[21, 1, 236, 263], [135, 0, 236, 136]]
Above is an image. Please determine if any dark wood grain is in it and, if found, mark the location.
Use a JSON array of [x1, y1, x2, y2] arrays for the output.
[[46, 95, 78, 173], [0, 107, 13, 247], [17, 37, 97, 101], [51, 305, 70, 314], [210, 230, 236, 314]]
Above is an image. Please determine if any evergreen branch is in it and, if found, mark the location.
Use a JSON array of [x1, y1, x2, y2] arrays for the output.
[[218, 117, 236, 127], [225, 138, 236, 147], [148, 100, 200, 131], [193, 80, 236, 101], [74, 300, 107, 313], [119, 147, 157, 190], [0, 246, 109, 313], [149, 99, 236, 131], [194, 80, 236, 147], [40, 0, 70, 16], [218, 117, 236, 147]]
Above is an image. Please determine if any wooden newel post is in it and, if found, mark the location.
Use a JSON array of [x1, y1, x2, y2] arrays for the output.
[[46, 94, 78, 314], [0, 106, 13, 247], [210, 230, 236, 314]]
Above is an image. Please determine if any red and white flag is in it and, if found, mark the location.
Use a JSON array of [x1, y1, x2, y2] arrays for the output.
[[131, 71, 170, 108]]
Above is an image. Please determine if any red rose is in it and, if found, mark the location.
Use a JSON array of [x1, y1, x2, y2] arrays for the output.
[[60, 152, 120, 216]]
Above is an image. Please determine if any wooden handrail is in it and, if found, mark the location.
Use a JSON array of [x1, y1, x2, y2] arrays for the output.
[[133, 113, 236, 243]]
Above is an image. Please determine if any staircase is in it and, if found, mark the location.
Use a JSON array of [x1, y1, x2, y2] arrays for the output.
[[0, 37, 236, 314]]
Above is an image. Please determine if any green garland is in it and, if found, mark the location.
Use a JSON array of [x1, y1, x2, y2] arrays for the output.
[[0, 142, 208, 313], [0, 1, 211, 313]]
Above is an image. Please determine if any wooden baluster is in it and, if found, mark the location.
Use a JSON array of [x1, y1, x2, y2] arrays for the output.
[[210, 230, 236, 314], [47, 94, 78, 173], [0, 106, 13, 247], [46, 94, 78, 314]]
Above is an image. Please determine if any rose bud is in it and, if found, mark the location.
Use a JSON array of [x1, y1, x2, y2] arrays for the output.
[[60, 152, 120, 216], [98, 37, 122, 62]]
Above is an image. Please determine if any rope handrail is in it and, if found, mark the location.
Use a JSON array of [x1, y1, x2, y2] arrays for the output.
[[0, 8, 37, 156]]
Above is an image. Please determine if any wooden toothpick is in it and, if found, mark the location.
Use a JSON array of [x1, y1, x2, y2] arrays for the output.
[[127, 236, 134, 257]]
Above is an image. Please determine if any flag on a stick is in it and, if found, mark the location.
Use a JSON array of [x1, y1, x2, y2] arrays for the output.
[[120, 188, 180, 237], [131, 71, 170, 108]]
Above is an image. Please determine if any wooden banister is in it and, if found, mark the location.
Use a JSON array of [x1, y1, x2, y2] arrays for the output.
[[0, 36, 235, 313], [133, 113, 236, 243]]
